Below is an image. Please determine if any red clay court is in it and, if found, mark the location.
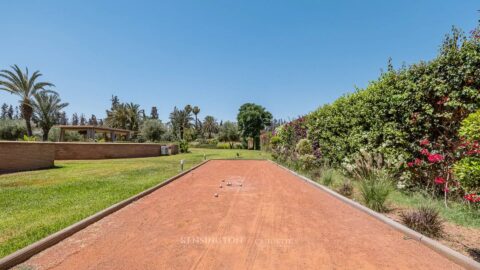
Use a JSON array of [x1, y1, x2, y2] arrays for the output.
[[18, 160, 464, 269]]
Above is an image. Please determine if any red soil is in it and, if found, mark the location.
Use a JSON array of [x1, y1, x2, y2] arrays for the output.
[[18, 160, 463, 269]]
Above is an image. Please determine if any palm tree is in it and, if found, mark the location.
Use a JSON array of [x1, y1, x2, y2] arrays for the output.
[[106, 103, 128, 129], [169, 106, 193, 139], [184, 104, 192, 114], [203, 115, 219, 139], [193, 106, 200, 128], [125, 102, 142, 131], [32, 92, 68, 141], [0, 65, 55, 136]]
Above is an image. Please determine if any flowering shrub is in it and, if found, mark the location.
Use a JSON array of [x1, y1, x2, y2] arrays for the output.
[[295, 139, 313, 155], [272, 27, 480, 202], [406, 138, 459, 200]]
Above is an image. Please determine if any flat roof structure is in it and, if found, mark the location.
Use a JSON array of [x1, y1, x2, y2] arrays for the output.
[[56, 125, 132, 142]]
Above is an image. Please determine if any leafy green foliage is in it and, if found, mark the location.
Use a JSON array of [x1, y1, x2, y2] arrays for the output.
[[0, 65, 55, 136], [106, 97, 143, 132], [272, 27, 480, 192], [295, 139, 313, 155], [32, 92, 68, 141], [0, 119, 27, 140], [169, 105, 193, 140], [459, 109, 480, 141], [140, 119, 166, 142], [202, 115, 219, 139], [360, 171, 391, 212], [320, 168, 335, 186], [218, 121, 240, 148], [454, 157, 480, 192], [237, 103, 272, 150], [179, 139, 189, 153]]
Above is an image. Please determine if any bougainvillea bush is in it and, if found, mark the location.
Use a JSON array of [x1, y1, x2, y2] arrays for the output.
[[271, 27, 480, 202]]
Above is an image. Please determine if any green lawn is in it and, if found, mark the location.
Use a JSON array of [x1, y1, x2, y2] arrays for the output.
[[0, 148, 269, 258]]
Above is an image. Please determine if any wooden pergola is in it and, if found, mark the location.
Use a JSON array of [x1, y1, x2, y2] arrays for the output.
[[56, 125, 132, 142]]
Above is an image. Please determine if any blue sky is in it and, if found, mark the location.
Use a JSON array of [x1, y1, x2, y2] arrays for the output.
[[0, 1, 478, 122]]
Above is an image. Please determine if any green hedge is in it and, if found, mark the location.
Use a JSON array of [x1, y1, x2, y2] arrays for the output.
[[304, 28, 480, 167]]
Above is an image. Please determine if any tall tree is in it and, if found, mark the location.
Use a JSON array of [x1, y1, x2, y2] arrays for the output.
[[1, 103, 7, 119], [150, 106, 159, 119], [125, 102, 142, 131], [192, 106, 200, 129], [72, 113, 79, 125], [32, 92, 68, 141], [106, 100, 143, 131], [7, 105, 14, 119], [59, 111, 68, 125], [0, 65, 55, 136], [184, 104, 192, 115], [169, 106, 193, 140], [111, 95, 120, 110], [237, 103, 272, 150], [80, 114, 86, 125], [218, 121, 240, 148], [14, 106, 20, 119], [89, 114, 98, 126], [202, 115, 219, 139]]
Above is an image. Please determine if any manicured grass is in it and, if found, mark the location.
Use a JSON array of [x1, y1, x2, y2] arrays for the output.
[[0, 148, 269, 258]]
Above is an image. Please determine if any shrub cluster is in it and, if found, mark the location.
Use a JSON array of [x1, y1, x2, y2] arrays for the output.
[[272, 28, 480, 193], [0, 119, 27, 140]]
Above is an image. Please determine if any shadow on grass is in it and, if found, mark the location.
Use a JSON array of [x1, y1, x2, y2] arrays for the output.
[[0, 165, 65, 177]]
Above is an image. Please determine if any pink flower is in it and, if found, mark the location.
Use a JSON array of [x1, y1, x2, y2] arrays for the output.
[[414, 158, 422, 165], [464, 194, 480, 203], [427, 153, 444, 163], [407, 162, 414, 167], [420, 139, 430, 146], [420, 148, 430, 156], [443, 187, 450, 193], [434, 177, 445, 184]]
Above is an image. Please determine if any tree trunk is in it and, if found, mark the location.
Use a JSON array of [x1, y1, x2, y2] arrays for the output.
[[254, 136, 261, 150], [21, 102, 33, 136], [42, 128, 49, 141]]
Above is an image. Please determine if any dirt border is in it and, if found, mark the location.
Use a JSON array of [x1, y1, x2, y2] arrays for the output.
[[0, 160, 210, 270], [270, 160, 480, 270]]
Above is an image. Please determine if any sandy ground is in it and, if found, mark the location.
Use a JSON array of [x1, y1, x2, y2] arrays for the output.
[[17, 160, 464, 269]]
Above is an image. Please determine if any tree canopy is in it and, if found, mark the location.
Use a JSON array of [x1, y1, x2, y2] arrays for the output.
[[237, 103, 272, 150]]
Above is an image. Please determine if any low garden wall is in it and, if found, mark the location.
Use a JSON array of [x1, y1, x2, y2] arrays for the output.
[[0, 141, 179, 173], [0, 142, 55, 173], [55, 142, 176, 160]]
